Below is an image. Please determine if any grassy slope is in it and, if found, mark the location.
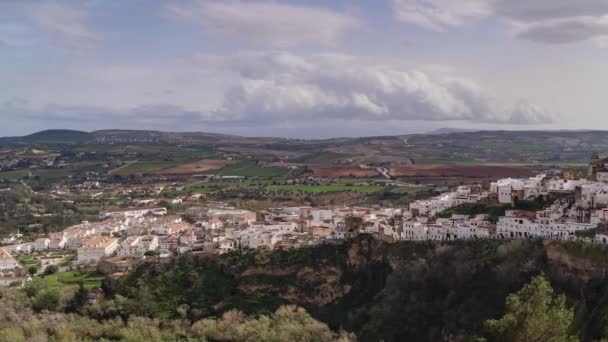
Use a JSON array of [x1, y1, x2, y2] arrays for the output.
[[34, 271, 104, 290]]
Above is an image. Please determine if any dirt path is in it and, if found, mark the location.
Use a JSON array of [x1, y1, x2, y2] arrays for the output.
[[108, 160, 137, 174]]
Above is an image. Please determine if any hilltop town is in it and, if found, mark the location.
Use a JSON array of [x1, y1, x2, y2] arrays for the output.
[[3, 153, 608, 288]]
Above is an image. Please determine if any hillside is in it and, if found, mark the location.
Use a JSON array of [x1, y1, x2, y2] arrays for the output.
[[87, 237, 608, 341], [0, 129, 93, 146], [0, 129, 605, 164]]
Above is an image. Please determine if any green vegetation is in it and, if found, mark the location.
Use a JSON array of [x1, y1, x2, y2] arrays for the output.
[[5, 238, 608, 341], [0, 287, 348, 341], [111, 160, 183, 175], [209, 162, 289, 177], [437, 203, 509, 223], [484, 275, 577, 342], [0, 186, 89, 237], [291, 151, 355, 164], [437, 199, 552, 223], [33, 271, 105, 290], [17, 254, 39, 267], [0, 169, 30, 181]]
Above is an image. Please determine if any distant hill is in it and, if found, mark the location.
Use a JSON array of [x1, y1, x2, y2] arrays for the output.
[[0, 129, 604, 164], [0, 129, 92, 146], [427, 127, 479, 135]]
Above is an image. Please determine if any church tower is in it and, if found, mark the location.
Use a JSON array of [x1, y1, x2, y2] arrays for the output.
[[590, 152, 600, 181]]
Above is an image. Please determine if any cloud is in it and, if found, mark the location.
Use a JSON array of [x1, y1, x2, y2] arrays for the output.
[[0, 1, 102, 50], [392, 0, 608, 44], [167, 0, 359, 47], [0, 52, 553, 132], [0, 50, 553, 136], [492, 0, 608, 22], [0, 100, 213, 131], [515, 16, 608, 44], [216, 52, 553, 125], [392, 0, 491, 31]]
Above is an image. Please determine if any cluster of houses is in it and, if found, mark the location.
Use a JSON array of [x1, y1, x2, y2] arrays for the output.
[[6, 154, 608, 284]]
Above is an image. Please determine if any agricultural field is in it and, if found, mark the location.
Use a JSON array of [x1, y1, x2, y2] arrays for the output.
[[0, 169, 30, 180], [181, 178, 423, 196], [268, 184, 384, 193], [74, 145, 215, 159], [110, 161, 186, 175], [208, 162, 289, 177], [155, 159, 235, 175], [309, 165, 380, 177], [388, 164, 539, 178]]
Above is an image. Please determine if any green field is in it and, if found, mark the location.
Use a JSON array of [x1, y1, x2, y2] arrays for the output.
[[0, 169, 30, 180], [182, 179, 423, 195], [209, 162, 289, 177], [389, 186, 428, 194], [34, 271, 105, 290], [111, 160, 184, 175], [75, 145, 215, 159], [33, 168, 75, 181]]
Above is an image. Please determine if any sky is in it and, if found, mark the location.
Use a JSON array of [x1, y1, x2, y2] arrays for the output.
[[1, 0, 607, 138]]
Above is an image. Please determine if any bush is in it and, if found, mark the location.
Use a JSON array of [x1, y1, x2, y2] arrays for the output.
[[43, 265, 59, 276]]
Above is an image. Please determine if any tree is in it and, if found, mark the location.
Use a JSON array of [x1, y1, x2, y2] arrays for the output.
[[484, 275, 578, 342], [32, 289, 60, 311], [43, 265, 59, 276], [28, 266, 38, 276], [144, 250, 160, 257]]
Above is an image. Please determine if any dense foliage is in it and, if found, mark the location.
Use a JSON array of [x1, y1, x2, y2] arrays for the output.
[[0, 186, 85, 236], [8, 237, 608, 341], [0, 287, 351, 341], [484, 275, 578, 342]]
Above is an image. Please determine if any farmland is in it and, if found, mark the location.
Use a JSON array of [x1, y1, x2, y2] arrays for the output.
[[208, 162, 289, 177], [110, 161, 186, 175], [0, 169, 30, 180], [268, 184, 384, 193], [388, 164, 540, 178], [155, 159, 235, 175]]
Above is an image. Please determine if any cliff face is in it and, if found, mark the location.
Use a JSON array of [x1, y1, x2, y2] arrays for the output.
[[228, 237, 608, 342], [229, 238, 390, 308]]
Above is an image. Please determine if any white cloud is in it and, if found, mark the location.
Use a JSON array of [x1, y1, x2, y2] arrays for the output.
[[392, 0, 491, 31], [393, 0, 608, 44], [216, 52, 553, 125], [1, 51, 553, 133], [515, 16, 608, 44], [0, 1, 102, 50], [167, 0, 359, 47]]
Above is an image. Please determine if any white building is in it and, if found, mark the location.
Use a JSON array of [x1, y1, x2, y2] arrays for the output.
[[98, 206, 167, 220], [217, 238, 236, 254], [310, 209, 333, 223], [33, 238, 50, 251], [77, 236, 119, 265], [490, 174, 550, 204], [0, 248, 20, 274], [248, 222, 298, 232], [496, 210, 595, 240], [117, 235, 159, 256], [400, 214, 490, 241]]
